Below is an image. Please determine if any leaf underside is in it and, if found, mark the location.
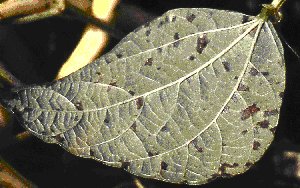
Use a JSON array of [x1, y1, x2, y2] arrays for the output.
[[4, 8, 285, 185]]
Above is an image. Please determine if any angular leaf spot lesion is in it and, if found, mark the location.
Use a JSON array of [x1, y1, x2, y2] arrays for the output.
[[196, 34, 209, 54]]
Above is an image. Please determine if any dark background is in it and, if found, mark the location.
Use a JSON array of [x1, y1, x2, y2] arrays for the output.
[[0, 0, 300, 187]]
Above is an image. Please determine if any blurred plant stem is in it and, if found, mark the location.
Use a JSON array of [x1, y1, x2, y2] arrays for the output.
[[0, 157, 35, 188], [0, 63, 21, 88], [56, 0, 120, 79]]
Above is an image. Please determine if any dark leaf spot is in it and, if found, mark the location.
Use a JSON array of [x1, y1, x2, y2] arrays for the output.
[[173, 41, 180, 48], [136, 97, 144, 110], [231, 94, 238, 102], [157, 67, 161, 70], [145, 29, 151, 36], [222, 61, 232, 72], [129, 90, 135, 96], [174, 32, 180, 40], [245, 162, 253, 167], [242, 15, 250, 23], [237, 83, 249, 91], [171, 16, 177, 22], [196, 34, 209, 54], [249, 67, 259, 76], [54, 134, 64, 142], [189, 55, 195, 61], [148, 152, 158, 157], [109, 80, 117, 87], [257, 120, 270, 128], [219, 163, 237, 177], [264, 109, 279, 117], [104, 110, 111, 125], [222, 106, 230, 113], [186, 14, 196, 22], [279, 92, 284, 98], [241, 104, 260, 120], [253, 141, 261, 150], [241, 130, 248, 135], [158, 20, 164, 28], [261, 72, 270, 76], [121, 162, 130, 169], [130, 122, 137, 132], [74, 115, 79, 121], [144, 22, 150, 27], [75, 101, 84, 111], [165, 16, 169, 23], [234, 76, 239, 79], [157, 48, 162, 53], [145, 58, 153, 66], [192, 140, 203, 153], [104, 58, 111, 64], [161, 125, 170, 132], [90, 150, 95, 157], [161, 161, 168, 170], [116, 53, 123, 58], [270, 127, 277, 134]]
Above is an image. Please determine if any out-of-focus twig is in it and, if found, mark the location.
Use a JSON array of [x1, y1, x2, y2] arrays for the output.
[[133, 178, 145, 188], [0, 104, 10, 129], [0, 0, 91, 23], [56, 0, 120, 79], [0, 157, 35, 188], [0, 63, 21, 87]]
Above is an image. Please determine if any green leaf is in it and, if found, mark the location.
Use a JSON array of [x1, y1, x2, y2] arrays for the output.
[[3, 8, 285, 185]]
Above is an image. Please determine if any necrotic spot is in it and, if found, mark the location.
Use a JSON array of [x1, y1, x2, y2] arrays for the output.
[[75, 101, 84, 111], [241, 104, 260, 120], [257, 120, 270, 128], [136, 97, 144, 110], [196, 34, 209, 54], [144, 58, 153, 66], [145, 29, 151, 36], [237, 83, 249, 91], [174, 32, 180, 40], [186, 14, 196, 22], [161, 161, 168, 170], [189, 55, 195, 61], [222, 61, 232, 72], [249, 67, 259, 76], [242, 15, 250, 23], [253, 141, 261, 150]]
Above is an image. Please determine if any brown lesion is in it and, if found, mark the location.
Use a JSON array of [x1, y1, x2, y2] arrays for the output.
[[186, 13, 196, 23], [160, 161, 168, 170], [136, 97, 144, 110], [257, 120, 270, 128], [74, 101, 84, 111], [253, 141, 261, 150], [222, 61, 232, 72], [218, 163, 238, 177], [196, 34, 209, 54], [237, 83, 250, 91], [263, 109, 279, 117], [241, 104, 260, 120], [144, 58, 153, 66]]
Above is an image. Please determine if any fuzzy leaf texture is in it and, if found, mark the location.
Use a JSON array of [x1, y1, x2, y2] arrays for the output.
[[2, 8, 285, 185]]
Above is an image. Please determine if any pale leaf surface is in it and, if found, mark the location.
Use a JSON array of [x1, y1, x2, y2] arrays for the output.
[[3, 8, 285, 185]]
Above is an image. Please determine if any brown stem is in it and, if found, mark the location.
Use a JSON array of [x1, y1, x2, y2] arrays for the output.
[[0, 157, 35, 188], [0, 63, 21, 87]]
